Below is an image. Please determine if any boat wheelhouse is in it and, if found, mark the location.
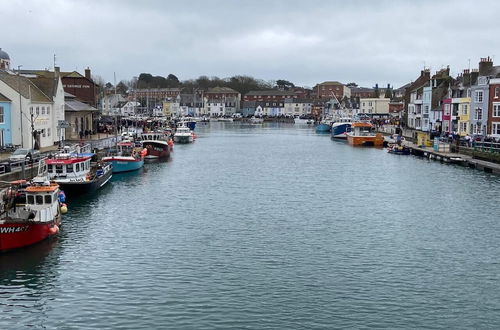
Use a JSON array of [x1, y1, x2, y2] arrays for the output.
[[346, 122, 384, 147], [174, 125, 195, 144], [102, 142, 146, 173], [0, 161, 63, 252]]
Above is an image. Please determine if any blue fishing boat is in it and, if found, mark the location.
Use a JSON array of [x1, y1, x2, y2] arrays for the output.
[[331, 120, 352, 139], [102, 142, 146, 173], [315, 121, 332, 133]]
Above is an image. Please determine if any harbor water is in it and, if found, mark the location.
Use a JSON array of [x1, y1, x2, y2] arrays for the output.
[[1, 122, 500, 329]]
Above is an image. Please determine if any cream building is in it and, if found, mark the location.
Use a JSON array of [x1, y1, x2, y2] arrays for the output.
[[359, 97, 390, 115]]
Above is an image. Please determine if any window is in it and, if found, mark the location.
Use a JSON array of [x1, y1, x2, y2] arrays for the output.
[[475, 108, 482, 120], [27, 195, 34, 204], [475, 91, 483, 103], [56, 165, 63, 173], [36, 195, 43, 205], [444, 104, 451, 115], [36, 106, 40, 115], [462, 104, 468, 115], [48, 128, 51, 137], [0, 106, 3, 123], [42, 106, 45, 114], [493, 123, 500, 135], [44, 195, 52, 204], [76, 163, 80, 172], [47, 106, 50, 114], [48, 164, 53, 172], [493, 104, 500, 117], [67, 164, 73, 173], [42, 129, 46, 137]]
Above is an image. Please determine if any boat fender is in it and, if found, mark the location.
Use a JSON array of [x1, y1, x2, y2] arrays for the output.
[[60, 203, 68, 214], [48, 225, 59, 235]]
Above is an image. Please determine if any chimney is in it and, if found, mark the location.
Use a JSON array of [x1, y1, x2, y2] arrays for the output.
[[54, 66, 60, 78], [85, 67, 91, 79], [471, 69, 479, 84], [479, 56, 493, 76]]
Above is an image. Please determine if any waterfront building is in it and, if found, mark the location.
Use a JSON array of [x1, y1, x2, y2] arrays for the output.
[[101, 93, 127, 115], [470, 57, 500, 135], [243, 90, 295, 102], [0, 92, 12, 146], [489, 78, 500, 138], [314, 81, 351, 99], [0, 70, 65, 149], [118, 101, 140, 116], [404, 69, 430, 134], [284, 98, 312, 117], [241, 101, 260, 117], [351, 87, 374, 98], [205, 87, 240, 117], [134, 88, 181, 111], [64, 93, 99, 139], [359, 97, 390, 115], [162, 97, 180, 118]]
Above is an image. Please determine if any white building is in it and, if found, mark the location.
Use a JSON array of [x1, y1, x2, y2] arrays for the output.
[[284, 98, 312, 117], [102, 93, 127, 115], [0, 70, 65, 149], [359, 97, 390, 116]]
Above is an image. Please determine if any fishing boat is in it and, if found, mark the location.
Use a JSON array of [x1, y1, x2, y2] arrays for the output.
[[46, 145, 112, 195], [0, 161, 64, 253], [174, 124, 195, 144], [250, 116, 264, 124], [331, 118, 352, 139], [346, 122, 384, 147], [140, 131, 173, 159], [102, 142, 147, 173], [387, 145, 411, 155], [315, 119, 332, 133]]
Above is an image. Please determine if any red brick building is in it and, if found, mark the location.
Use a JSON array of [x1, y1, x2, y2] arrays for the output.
[[206, 87, 240, 100], [61, 68, 98, 107], [314, 81, 350, 99], [489, 78, 500, 136], [134, 88, 181, 101]]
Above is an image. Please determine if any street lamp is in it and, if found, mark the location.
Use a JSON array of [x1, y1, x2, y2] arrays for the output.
[[17, 65, 24, 147]]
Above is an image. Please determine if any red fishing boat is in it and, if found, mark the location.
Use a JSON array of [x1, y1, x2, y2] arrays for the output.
[[0, 161, 65, 253], [141, 131, 174, 160]]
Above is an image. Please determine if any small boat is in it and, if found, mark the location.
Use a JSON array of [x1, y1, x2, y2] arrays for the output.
[[315, 120, 332, 133], [387, 145, 411, 155], [0, 161, 64, 253], [331, 120, 352, 139], [46, 145, 112, 196], [346, 122, 384, 147], [140, 131, 173, 159], [174, 125, 195, 144], [250, 116, 264, 124], [102, 142, 147, 173]]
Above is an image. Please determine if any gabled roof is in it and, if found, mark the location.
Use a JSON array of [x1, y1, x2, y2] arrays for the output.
[[29, 76, 59, 98], [206, 87, 239, 94], [65, 99, 98, 112], [0, 71, 52, 102], [0, 92, 11, 102]]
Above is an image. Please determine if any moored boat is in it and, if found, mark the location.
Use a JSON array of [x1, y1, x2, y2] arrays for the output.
[[346, 122, 384, 147], [387, 145, 411, 155], [331, 121, 352, 139], [0, 161, 64, 252], [174, 125, 195, 144], [315, 120, 332, 133], [46, 145, 112, 196], [102, 142, 146, 173]]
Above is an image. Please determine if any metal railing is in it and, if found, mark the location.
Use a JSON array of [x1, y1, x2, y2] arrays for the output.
[[472, 141, 500, 153]]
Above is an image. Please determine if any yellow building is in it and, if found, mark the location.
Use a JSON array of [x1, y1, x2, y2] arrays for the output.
[[457, 97, 471, 136]]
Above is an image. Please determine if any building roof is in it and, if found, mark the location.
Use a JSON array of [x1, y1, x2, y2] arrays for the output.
[[284, 97, 313, 103], [0, 71, 52, 102], [317, 81, 344, 86], [206, 87, 239, 94], [0, 48, 10, 60], [65, 99, 98, 112], [0, 92, 11, 102], [245, 90, 295, 96]]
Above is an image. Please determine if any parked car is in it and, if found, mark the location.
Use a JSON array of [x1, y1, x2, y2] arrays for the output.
[[9, 148, 40, 162]]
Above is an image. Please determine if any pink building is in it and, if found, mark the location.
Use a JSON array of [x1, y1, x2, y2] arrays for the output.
[[442, 98, 452, 133]]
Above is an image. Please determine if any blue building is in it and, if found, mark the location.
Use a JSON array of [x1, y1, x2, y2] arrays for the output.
[[0, 92, 12, 146]]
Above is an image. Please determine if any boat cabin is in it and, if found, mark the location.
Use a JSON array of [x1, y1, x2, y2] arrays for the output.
[[46, 156, 92, 178], [23, 183, 60, 221], [351, 122, 376, 136], [141, 132, 167, 141]]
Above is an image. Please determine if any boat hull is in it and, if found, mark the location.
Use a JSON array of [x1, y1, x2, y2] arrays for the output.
[[347, 134, 385, 147], [174, 135, 194, 144], [56, 167, 112, 196], [331, 123, 351, 139], [103, 158, 144, 173], [315, 123, 331, 133], [0, 216, 61, 252], [142, 141, 171, 159]]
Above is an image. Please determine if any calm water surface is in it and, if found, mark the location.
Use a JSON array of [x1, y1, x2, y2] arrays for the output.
[[1, 123, 500, 329]]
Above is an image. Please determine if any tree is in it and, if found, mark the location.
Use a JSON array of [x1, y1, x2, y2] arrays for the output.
[[116, 81, 128, 95], [373, 83, 380, 98], [275, 79, 295, 90], [346, 82, 358, 88]]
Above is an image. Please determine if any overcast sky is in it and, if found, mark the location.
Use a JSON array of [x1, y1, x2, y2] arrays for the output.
[[2, 0, 499, 88]]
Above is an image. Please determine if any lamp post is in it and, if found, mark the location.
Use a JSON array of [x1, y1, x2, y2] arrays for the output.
[[17, 65, 24, 147]]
